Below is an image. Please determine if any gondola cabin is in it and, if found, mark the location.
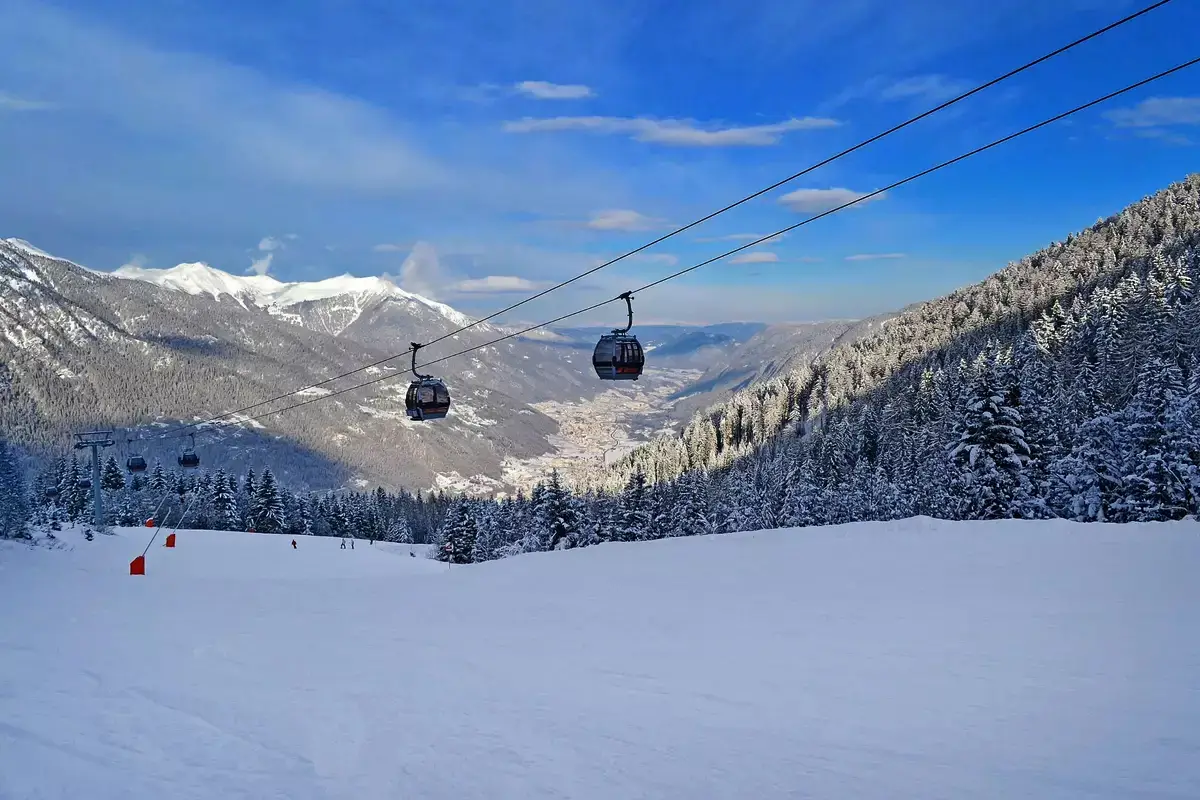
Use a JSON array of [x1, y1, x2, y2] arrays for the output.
[[592, 334, 644, 380], [77, 478, 92, 490], [178, 433, 200, 469], [126, 455, 147, 473], [406, 378, 451, 421]]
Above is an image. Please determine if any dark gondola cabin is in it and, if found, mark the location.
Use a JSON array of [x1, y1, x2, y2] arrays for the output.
[[404, 342, 451, 421], [592, 334, 644, 380], [592, 290, 644, 381], [178, 433, 200, 469], [77, 478, 92, 490], [126, 455, 147, 473], [406, 378, 451, 421]]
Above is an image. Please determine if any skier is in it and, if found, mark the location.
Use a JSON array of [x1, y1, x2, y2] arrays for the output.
[[350, 539, 355, 550], [340, 539, 346, 550], [291, 539, 297, 550]]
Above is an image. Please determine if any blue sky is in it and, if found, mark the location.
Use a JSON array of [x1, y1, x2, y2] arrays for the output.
[[1, 0, 1198, 325]]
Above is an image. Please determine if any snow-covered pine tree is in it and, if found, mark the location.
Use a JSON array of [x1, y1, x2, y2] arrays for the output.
[[210, 469, 239, 530], [619, 469, 651, 541], [470, 501, 502, 562], [63, 456, 88, 523], [540, 470, 580, 550], [385, 513, 413, 544], [101, 456, 125, 492], [435, 501, 476, 564], [948, 353, 1032, 518], [148, 460, 169, 496], [670, 471, 713, 538], [240, 469, 257, 529], [254, 468, 285, 533], [1112, 356, 1193, 521], [0, 437, 30, 539]]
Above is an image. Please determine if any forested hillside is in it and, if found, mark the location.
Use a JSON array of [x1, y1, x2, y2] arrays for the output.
[[596, 174, 1200, 491], [417, 173, 1200, 563], [7, 176, 1200, 555], [20, 454, 452, 544]]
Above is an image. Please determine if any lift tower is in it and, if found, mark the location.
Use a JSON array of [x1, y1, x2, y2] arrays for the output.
[[73, 431, 114, 529]]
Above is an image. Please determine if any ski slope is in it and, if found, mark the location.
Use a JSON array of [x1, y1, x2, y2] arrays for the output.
[[1, 519, 1198, 799]]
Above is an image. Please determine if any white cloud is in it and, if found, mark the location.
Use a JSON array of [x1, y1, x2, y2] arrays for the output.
[[503, 115, 840, 146], [1104, 97, 1200, 128], [779, 187, 886, 213], [879, 74, 973, 103], [515, 81, 594, 100], [631, 253, 678, 266], [845, 252, 906, 261], [1, 2, 446, 194], [248, 252, 273, 275], [695, 232, 787, 244], [258, 236, 283, 252], [822, 73, 975, 113], [0, 92, 56, 111], [586, 209, 662, 231], [372, 242, 408, 253], [729, 251, 780, 265], [396, 240, 445, 299], [119, 253, 149, 270], [451, 275, 548, 293]]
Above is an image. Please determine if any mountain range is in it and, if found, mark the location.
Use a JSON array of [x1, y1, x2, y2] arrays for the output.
[[0, 239, 851, 494]]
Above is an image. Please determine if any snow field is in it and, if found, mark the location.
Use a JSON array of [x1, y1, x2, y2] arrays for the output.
[[1, 518, 1199, 799]]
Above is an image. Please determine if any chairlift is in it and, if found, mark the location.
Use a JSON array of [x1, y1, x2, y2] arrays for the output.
[[592, 291, 645, 381], [178, 433, 200, 469], [404, 342, 451, 421]]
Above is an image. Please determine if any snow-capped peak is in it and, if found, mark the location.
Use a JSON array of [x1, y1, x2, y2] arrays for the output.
[[3, 238, 56, 259], [3, 237, 477, 330], [113, 262, 286, 307], [2, 238, 94, 273], [269, 273, 403, 306], [111, 261, 474, 327]]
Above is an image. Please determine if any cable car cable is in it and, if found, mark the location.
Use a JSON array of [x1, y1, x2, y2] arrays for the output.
[[189, 55, 1200, 430], [149, 0, 1173, 440]]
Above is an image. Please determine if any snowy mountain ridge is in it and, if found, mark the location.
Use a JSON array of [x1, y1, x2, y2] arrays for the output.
[[111, 260, 474, 328]]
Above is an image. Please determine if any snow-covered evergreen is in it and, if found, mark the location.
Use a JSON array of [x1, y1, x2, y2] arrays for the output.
[[0, 437, 30, 539]]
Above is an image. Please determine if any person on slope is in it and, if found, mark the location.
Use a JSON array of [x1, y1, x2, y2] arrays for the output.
[[291, 539, 297, 550], [351, 539, 355, 550], [340, 539, 346, 550]]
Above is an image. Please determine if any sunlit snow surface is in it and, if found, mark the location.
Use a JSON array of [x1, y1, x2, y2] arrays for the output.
[[1, 519, 1198, 799]]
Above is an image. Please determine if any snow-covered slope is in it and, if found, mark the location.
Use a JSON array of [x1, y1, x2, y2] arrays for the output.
[[2, 518, 1197, 799]]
